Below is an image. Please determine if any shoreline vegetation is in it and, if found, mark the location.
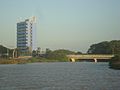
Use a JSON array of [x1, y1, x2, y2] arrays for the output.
[[109, 62, 120, 70], [0, 40, 120, 69], [0, 57, 68, 64], [109, 54, 120, 69], [0, 57, 120, 70], [0, 56, 120, 70]]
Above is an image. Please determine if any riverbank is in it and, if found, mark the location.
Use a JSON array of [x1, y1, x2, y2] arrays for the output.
[[0, 57, 67, 64], [109, 61, 120, 69], [1, 58, 120, 70], [0, 59, 28, 64], [109, 54, 120, 70]]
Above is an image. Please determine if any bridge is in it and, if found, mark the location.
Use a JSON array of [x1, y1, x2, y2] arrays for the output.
[[67, 54, 114, 62]]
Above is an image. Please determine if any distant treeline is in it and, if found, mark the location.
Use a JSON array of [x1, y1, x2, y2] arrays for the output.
[[87, 40, 120, 69], [32, 49, 82, 62], [1, 40, 120, 69], [87, 40, 120, 54]]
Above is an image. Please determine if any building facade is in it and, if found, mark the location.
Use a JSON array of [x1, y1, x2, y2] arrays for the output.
[[17, 17, 36, 55]]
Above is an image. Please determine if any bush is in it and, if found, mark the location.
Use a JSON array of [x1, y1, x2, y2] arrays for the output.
[[109, 54, 120, 69]]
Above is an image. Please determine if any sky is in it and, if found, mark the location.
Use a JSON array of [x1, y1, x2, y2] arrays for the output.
[[0, 0, 120, 52]]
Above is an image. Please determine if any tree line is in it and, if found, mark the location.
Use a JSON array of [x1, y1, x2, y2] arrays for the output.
[[87, 40, 120, 54], [32, 48, 82, 62], [1, 40, 120, 68], [87, 40, 120, 69]]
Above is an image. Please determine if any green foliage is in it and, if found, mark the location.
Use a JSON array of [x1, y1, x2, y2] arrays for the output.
[[110, 40, 120, 54], [87, 40, 120, 54], [87, 40, 120, 69], [31, 49, 77, 62], [32, 50, 37, 57], [75, 51, 82, 54], [45, 49, 75, 61], [109, 54, 120, 69], [46, 48, 52, 54], [111, 54, 120, 62], [28, 57, 41, 63]]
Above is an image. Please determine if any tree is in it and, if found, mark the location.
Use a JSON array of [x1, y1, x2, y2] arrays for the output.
[[109, 40, 120, 54], [109, 54, 120, 69], [32, 50, 37, 57], [45, 49, 75, 61], [87, 40, 120, 54], [46, 48, 52, 54], [75, 51, 82, 54], [36, 47, 41, 56]]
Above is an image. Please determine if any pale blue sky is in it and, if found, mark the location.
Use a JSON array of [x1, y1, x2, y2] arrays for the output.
[[0, 0, 120, 52]]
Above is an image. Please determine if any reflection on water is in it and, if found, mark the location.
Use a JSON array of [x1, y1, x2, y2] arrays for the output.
[[0, 62, 120, 90]]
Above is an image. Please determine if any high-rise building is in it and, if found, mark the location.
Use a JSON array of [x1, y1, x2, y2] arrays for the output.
[[17, 17, 36, 55]]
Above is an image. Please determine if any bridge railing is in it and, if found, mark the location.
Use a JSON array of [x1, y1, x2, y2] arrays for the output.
[[67, 54, 114, 59]]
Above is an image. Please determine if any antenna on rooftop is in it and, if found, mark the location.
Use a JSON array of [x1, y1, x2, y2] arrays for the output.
[[16, 17, 23, 23]]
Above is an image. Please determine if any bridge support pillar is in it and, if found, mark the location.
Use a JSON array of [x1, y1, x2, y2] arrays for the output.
[[71, 58, 75, 62], [94, 58, 97, 63]]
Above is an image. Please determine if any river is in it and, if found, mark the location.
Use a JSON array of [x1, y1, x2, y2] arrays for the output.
[[0, 62, 120, 90]]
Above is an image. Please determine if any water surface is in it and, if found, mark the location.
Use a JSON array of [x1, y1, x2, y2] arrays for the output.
[[0, 62, 120, 90]]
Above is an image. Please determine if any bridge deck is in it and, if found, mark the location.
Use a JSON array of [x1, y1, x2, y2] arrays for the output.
[[67, 54, 114, 59]]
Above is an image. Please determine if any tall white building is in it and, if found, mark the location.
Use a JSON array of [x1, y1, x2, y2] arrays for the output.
[[17, 17, 36, 55]]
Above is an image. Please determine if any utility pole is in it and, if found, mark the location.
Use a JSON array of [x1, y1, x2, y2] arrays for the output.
[[13, 49, 16, 59], [7, 48, 9, 58]]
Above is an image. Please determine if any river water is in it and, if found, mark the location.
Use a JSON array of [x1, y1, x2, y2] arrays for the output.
[[0, 62, 120, 90]]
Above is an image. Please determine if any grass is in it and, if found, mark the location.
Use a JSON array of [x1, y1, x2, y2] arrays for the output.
[[0, 57, 68, 64], [0, 59, 27, 64]]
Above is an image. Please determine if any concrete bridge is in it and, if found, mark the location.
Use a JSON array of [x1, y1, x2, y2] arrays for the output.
[[67, 54, 114, 62]]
